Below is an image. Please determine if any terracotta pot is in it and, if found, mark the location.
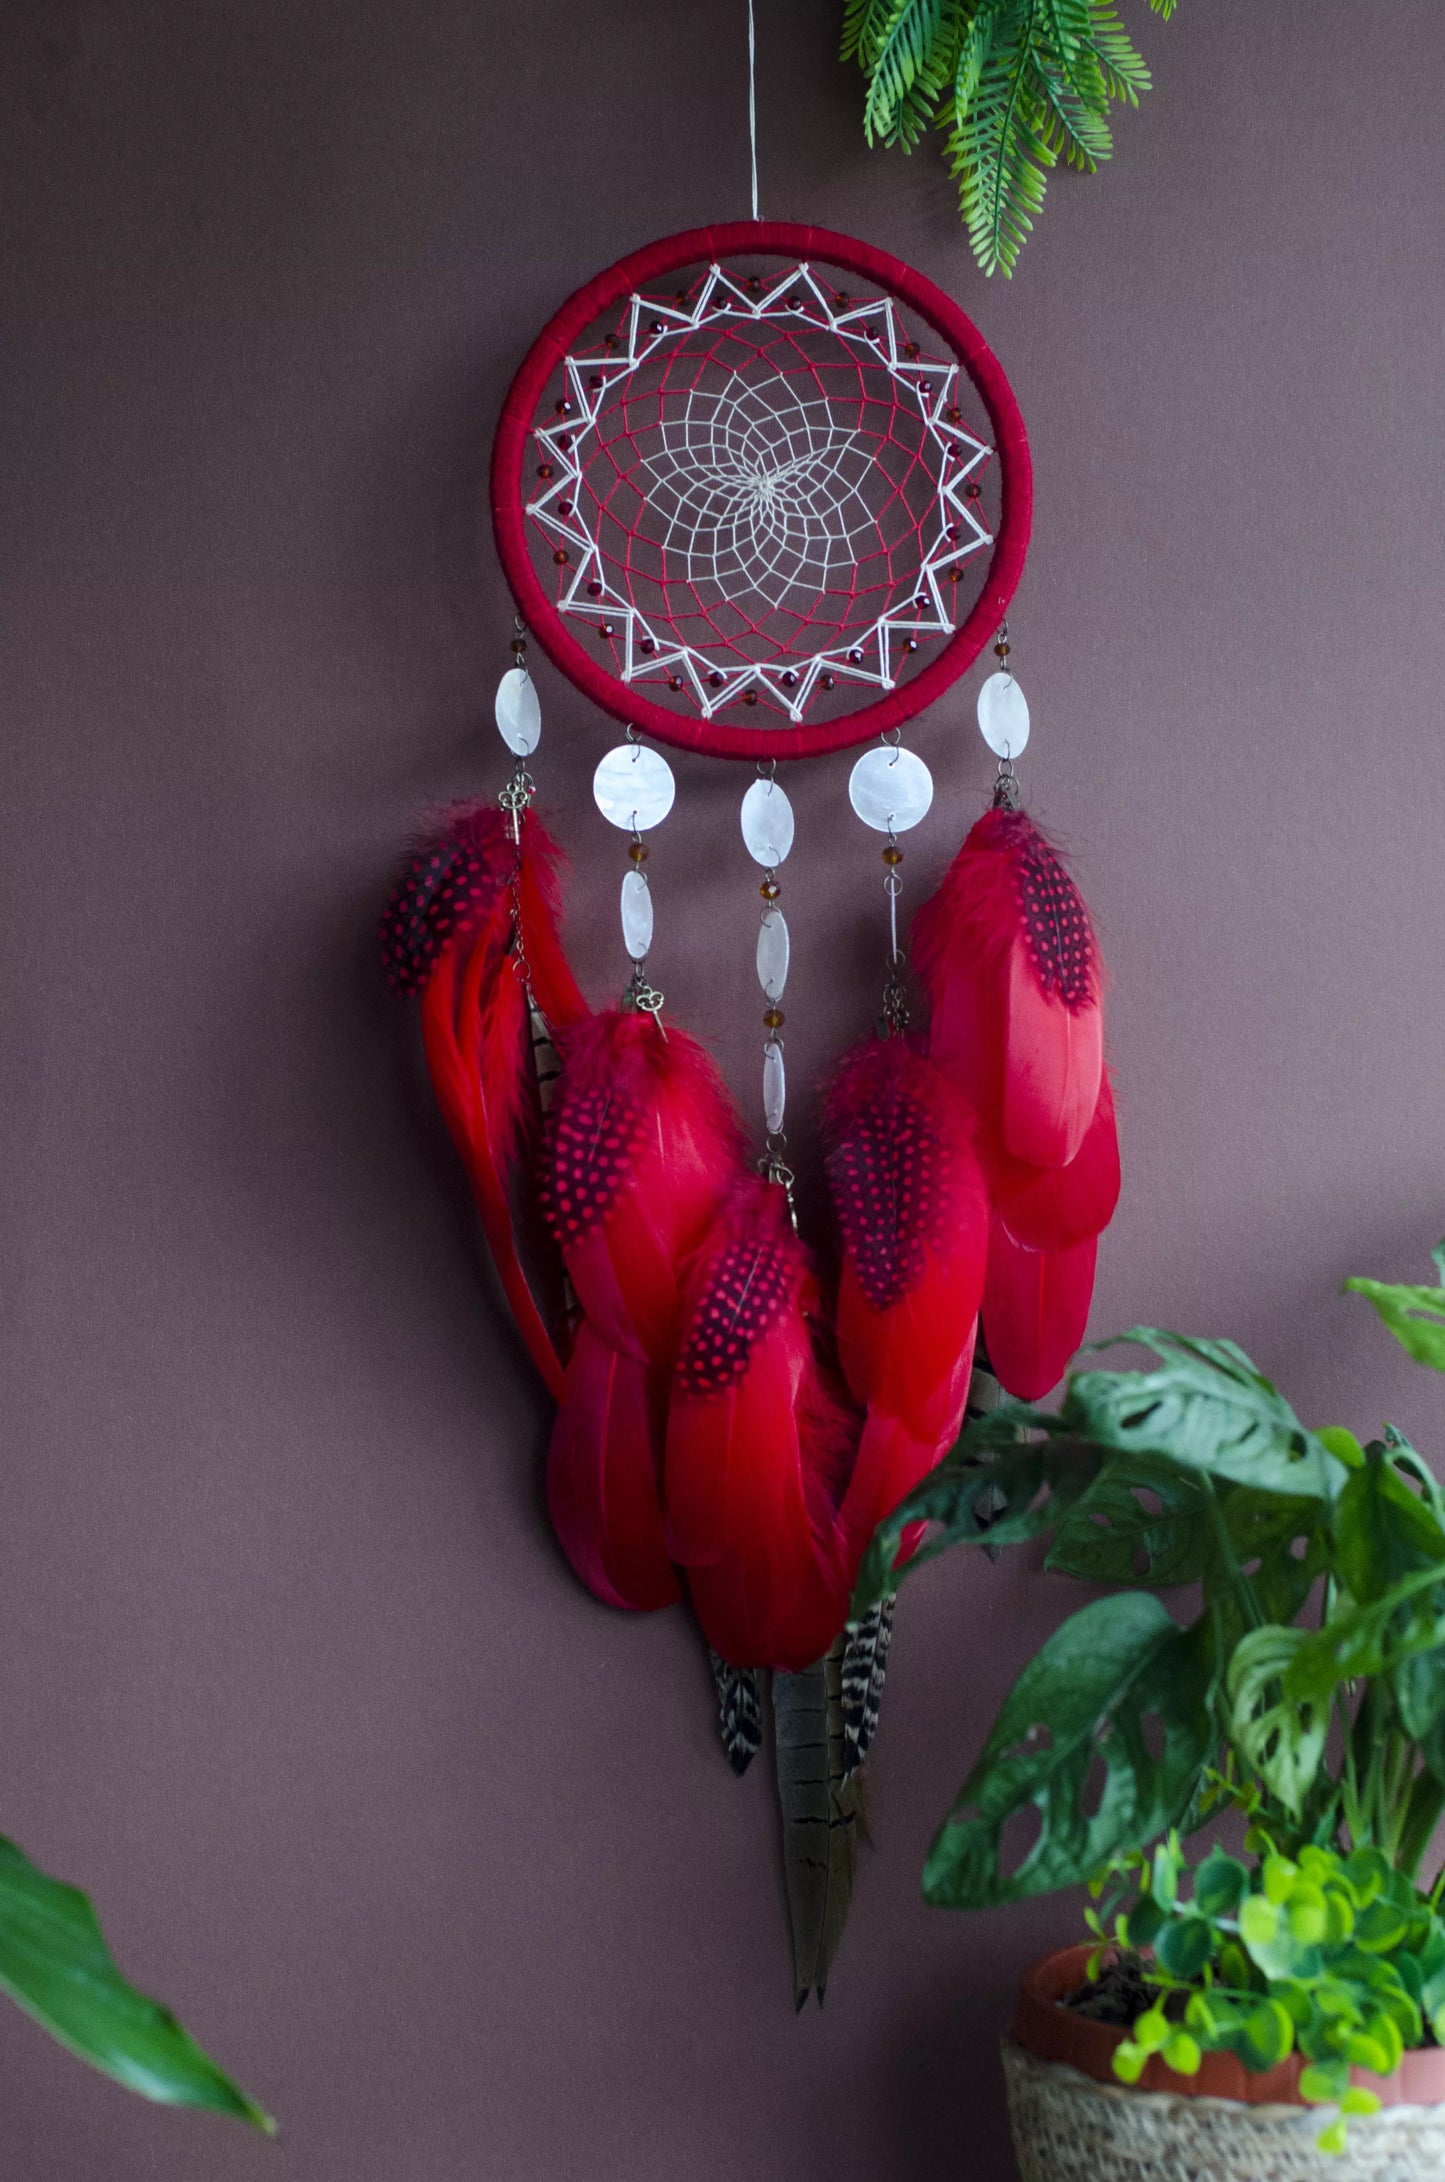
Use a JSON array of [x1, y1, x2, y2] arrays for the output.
[[1013, 1943, 1445, 2108], [1003, 1946, 1445, 2182]]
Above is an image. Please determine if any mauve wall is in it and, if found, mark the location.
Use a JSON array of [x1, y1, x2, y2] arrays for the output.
[[1, 2, 1442, 2175]]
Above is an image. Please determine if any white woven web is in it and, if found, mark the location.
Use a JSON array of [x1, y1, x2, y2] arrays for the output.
[[639, 370, 875, 611], [526, 260, 995, 724]]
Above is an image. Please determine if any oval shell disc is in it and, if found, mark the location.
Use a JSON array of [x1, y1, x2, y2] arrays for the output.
[[977, 671, 1030, 759], [495, 667, 541, 755], [740, 778, 795, 866]]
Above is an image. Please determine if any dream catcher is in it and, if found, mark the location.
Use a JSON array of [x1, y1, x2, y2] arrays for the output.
[[381, 211, 1120, 2002]]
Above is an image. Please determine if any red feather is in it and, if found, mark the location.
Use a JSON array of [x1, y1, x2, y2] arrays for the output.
[[665, 1180, 853, 1670], [383, 803, 579, 1402], [824, 1037, 989, 1576], [981, 1219, 1097, 1401], [546, 1325, 676, 1611], [983, 1070, 1121, 1253], [539, 1010, 746, 1613], [913, 808, 1104, 1169]]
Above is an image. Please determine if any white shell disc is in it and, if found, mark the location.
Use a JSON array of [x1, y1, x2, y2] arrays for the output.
[[495, 667, 541, 755], [593, 743, 676, 831], [620, 869, 653, 961], [763, 1040, 786, 1134], [848, 746, 934, 833], [977, 671, 1030, 759], [756, 909, 790, 1000], [740, 777, 795, 867]]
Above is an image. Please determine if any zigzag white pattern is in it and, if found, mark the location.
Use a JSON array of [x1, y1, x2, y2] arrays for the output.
[[526, 261, 994, 726]]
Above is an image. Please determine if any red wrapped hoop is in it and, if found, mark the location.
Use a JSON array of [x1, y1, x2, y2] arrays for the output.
[[491, 222, 1032, 761]]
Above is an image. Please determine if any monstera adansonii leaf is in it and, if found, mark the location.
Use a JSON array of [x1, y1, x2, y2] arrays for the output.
[[1062, 1332, 1344, 1501], [922, 1592, 1216, 1909]]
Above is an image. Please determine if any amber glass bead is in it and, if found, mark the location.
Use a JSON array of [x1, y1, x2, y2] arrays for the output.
[[742, 690, 758, 706], [628, 841, 648, 864], [536, 463, 554, 480], [994, 641, 1011, 662], [882, 844, 903, 866], [760, 880, 780, 901], [553, 549, 570, 566], [762, 1008, 785, 1030]]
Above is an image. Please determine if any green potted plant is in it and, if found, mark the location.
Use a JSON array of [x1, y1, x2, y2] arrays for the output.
[[856, 1247, 1445, 2176]]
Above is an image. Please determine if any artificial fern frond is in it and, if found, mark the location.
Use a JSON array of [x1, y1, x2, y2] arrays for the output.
[[951, 0, 1002, 116], [841, 0, 900, 69], [862, 0, 962, 147], [1087, 1, 1152, 104], [1040, 0, 1108, 110], [1037, 64, 1113, 170], [842, 0, 1177, 272], [1039, 0, 1092, 74], [947, 3, 1059, 278]]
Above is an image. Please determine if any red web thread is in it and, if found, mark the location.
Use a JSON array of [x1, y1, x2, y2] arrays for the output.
[[533, 263, 996, 713]]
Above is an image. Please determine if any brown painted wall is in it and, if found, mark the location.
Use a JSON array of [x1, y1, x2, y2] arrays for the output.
[[2, 2, 1442, 2175]]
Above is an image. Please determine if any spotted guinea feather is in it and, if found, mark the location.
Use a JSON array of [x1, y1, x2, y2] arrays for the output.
[[379, 803, 514, 997]]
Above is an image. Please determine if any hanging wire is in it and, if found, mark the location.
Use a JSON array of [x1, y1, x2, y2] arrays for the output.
[[746, 0, 760, 221]]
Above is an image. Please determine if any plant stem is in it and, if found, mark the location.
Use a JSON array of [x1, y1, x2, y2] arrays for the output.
[[1199, 1474, 1263, 1632]]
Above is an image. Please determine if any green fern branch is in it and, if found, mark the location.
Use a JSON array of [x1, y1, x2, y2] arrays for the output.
[[860, 0, 964, 148], [843, 0, 1178, 274]]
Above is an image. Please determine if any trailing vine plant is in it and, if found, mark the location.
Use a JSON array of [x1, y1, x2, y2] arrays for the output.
[[840, 0, 1178, 276]]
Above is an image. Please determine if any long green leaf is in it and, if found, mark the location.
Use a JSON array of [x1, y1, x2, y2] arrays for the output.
[[922, 1593, 1215, 1906], [0, 1836, 272, 2130]]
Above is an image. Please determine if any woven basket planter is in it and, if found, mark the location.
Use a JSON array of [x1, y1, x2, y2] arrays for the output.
[[1004, 1946, 1445, 2182]]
